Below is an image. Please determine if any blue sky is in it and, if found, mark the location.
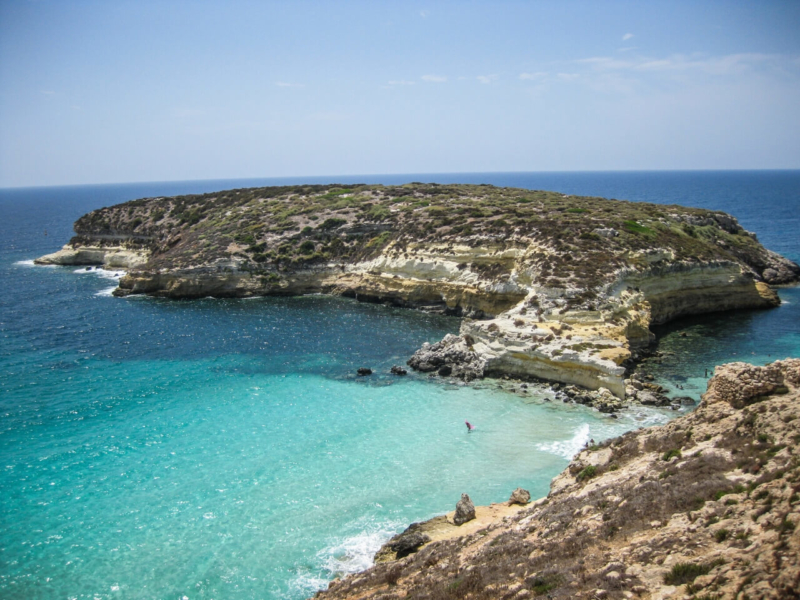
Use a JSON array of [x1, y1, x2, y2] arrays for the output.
[[1, 0, 799, 187]]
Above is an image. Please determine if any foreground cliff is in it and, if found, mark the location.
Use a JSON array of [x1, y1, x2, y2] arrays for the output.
[[36, 184, 799, 397], [313, 359, 800, 600]]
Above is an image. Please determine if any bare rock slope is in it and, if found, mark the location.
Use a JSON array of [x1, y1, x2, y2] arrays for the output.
[[314, 359, 800, 600], [36, 183, 799, 396]]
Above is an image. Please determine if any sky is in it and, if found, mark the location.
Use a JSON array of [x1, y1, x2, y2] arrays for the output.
[[1, 0, 799, 187]]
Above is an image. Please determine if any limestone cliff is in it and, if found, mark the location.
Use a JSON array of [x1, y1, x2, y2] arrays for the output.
[[313, 359, 800, 600], [36, 183, 799, 396]]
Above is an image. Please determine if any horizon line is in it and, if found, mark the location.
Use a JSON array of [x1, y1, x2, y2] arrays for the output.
[[2, 167, 800, 192]]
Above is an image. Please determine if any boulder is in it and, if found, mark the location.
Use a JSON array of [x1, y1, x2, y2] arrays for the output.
[[356, 367, 373, 376], [390, 365, 407, 376], [453, 493, 476, 525], [637, 391, 671, 406], [594, 228, 619, 238], [373, 521, 437, 562], [407, 334, 486, 382], [508, 488, 531, 505]]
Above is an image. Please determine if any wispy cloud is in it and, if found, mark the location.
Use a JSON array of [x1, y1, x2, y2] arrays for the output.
[[519, 72, 548, 81], [421, 74, 446, 83], [557, 73, 580, 81], [388, 80, 415, 86], [622, 33, 635, 41], [419, 10, 429, 18], [476, 74, 498, 84], [275, 81, 304, 88], [40, 90, 56, 95], [574, 52, 794, 76]]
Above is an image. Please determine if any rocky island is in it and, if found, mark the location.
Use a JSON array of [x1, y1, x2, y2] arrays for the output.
[[36, 183, 799, 401]]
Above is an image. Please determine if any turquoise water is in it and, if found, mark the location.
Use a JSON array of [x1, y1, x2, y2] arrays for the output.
[[1, 171, 798, 599]]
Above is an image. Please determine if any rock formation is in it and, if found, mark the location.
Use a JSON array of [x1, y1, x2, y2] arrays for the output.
[[453, 494, 477, 526], [36, 183, 800, 398], [508, 488, 531, 505], [313, 359, 800, 599]]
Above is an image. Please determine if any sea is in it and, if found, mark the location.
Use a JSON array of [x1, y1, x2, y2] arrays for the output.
[[1, 171, 798, 600]]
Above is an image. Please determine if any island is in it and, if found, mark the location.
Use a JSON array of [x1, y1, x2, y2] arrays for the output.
[[36, 183, 800, 403]]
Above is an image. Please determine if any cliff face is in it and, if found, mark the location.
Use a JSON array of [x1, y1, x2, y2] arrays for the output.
[[313, 359, 800, 600], [35, 184, 799, 396]]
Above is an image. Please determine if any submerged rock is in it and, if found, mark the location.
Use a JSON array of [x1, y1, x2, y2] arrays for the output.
[[356, 367, 372, 376], [389, 365, 407, 376]]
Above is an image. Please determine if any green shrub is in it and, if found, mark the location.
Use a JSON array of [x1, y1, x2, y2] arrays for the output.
[[318, 217, 347, 230], [662, 449, 682, 461], [576, 465, 597, 482], [528, 572, 563, 595], [663, 559, 725, 585], [623, 219, 655, 235], [298, 240, 316, 255]]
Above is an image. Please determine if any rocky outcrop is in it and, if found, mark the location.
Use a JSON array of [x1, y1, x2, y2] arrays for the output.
[[406, 334, 486, 382], [313, 359, 800, 600], [34, 245, 149, 269], [37, 183, 800, 398], [453, 494, 477, 526], [508, 488, 531, 505]]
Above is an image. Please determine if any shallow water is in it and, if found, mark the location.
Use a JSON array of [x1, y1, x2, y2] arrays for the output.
[[1, 171, 797, 599]]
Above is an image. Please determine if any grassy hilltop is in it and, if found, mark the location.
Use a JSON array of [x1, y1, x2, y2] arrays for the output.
[[69, 182, 792, 299]]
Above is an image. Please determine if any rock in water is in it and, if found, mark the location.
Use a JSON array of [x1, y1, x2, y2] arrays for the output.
[[453, 493, 476, 525], [508, 488, 531, 505], [390, 365, 407, 376], [407, 334, 486, 382], [356, 367, 372, 376]]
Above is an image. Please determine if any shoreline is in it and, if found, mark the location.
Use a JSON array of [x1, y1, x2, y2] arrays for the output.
[[20, 254, 774, 413], [314, 359, 800, 599]]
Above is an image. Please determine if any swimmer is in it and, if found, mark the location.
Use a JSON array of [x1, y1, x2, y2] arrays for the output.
[[465, 420, 474, 432]]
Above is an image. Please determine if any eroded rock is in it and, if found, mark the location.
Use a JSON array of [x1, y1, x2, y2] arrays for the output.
[[508, 488, 531, 505], [453, 493, 476, 526]]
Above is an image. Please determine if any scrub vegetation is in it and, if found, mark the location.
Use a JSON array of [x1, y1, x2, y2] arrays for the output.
[[70, 182, 777, 293]]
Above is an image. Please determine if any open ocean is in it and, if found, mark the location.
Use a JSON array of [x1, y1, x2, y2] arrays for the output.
[[1, 171, 798, 600]]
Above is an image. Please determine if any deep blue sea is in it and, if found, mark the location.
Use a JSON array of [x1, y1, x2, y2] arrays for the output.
[[1, 171, 798, 600]]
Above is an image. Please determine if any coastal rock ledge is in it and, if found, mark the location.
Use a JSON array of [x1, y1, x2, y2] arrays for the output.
[[314, 359, 800, 600], [36, 183, 799, 398]]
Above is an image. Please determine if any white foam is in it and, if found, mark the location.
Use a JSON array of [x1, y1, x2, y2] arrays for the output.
[[536, 423, 591, 460], [14, 259, 55, 268], [289, 519, 403, 596], [318, 526, 397, 576], [95, 286, 117, 297], [288, 572, 332, 598]]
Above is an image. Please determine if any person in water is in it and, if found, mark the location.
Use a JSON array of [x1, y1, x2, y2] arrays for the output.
[[465, 420, 474, 432]]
